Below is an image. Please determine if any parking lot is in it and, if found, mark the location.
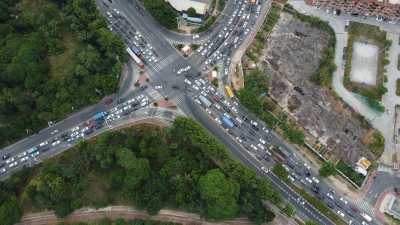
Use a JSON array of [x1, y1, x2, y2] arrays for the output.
[[260, 12, 376, 165]]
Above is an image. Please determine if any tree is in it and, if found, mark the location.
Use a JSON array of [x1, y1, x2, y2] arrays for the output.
[[272, 164, 289, 181], [0, 201, 23, 225], [199, 169, 240, 220], [318, 162, 337, 178], [186, 7, 197, 17], [283, 204, 295, 217]]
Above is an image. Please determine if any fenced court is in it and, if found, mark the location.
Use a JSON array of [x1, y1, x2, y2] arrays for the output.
[[350, 42, 379, 86]]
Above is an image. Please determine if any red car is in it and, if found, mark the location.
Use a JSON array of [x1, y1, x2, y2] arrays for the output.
[[89, 122, 97, 129], [105, 98, 113, 105], [212, 96, 219, 102]]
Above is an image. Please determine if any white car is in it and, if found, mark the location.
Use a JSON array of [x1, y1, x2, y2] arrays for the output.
[[31, 151, 39, 158], [155, 85, 162, 90], [76, 133, 85, 139], [337, 210, 345, 218], [223, 113, 231, 119], [39, 141, 48, 147], [208, 86, 215, 92], [184, 66, 191, 71], [261, 166, 269, 173], [232, 107, 238, 113], [205, 59, 212, 65], [242, 21, 248, 28], [234, 37, 239, 44], [81, 127, 89, 133], [346, 20, 350, 26], [361, 222, 369, 225], [218, 31, 224, 38], [123, 105, 131, 111], [257, 143, 264, 150], [244, 29, 250, 35], [215, 117, 222, 125], [326, 193, 334, 200], [288, 175, 295, 182], [197, 46, 204, 53], [312, 177, 320, 184], [305, 177, 313, 183], [201, 49, 208, 56], [339, 197, 348, 204], [250, 144, 258, 151], [51, 129, 59, 135], [113, 8, 120, 14], [199, 79, 206, 85], [282, 164, 290, 172], [135, 31, 142, 37], [297, 197, 305, 205], [9, 162, 17, 168], [17, 152, 27, 158], [194, 99, 201, 105], [259, 138, 266, 145], [233, 101, 239, 106], [192, 85, 199, 91], [20, 156, 29, 163], [184, 79, 192, 85], [236, 117, 243, 124], [193, 34, 200, 39], [216, 54, 222, 60], [250, 120, 258, 126], [214, 103, 221, 110], [106, 12, 112, 18], [304, 163, 311, 170], [223, 100, 231, 107], [52, 140, 61, 146], [206, 108, 212, 114], [235, 137, 243, 143], [195, 80, 201, 86], [136, 94, 144, 100], [71, 131, 79, 137], [6, 158, 14, 164], [177, 68, 184, 75], [71, 126, 79, 132], [262, 127, 269, 133], [0, 168, 6, 174]]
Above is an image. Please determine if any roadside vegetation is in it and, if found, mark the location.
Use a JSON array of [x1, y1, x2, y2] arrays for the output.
[[217, 0, 227, 12], [144, 0, 178, 29], [0, 118, 282, 225], [397, 79, 400, 96], [318, 162, 337, 178], [368, 132, 385, 157], [238, 69, 305, 144], [272, 164, 289, 182], [0, 0, 125, 148], [196, 16, 217, 33], [336, 160, 365, 187], [283, 4, 337, 86], [59, 217, 180, 225], [398, 54, 400, 70], [243, 3, 281, 65]]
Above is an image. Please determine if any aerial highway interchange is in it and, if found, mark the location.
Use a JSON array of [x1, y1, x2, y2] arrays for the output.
[[0, 0, 382, 224]]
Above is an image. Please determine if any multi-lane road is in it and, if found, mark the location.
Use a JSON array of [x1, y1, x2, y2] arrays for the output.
[[0, 0, 382, 224]]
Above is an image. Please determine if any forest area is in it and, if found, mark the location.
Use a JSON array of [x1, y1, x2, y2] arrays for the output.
[[0, 0, 125, 147], [0, 117, 282, 225]]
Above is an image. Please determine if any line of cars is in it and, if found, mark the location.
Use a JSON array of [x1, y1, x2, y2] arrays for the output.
[[108, 9, 158, 64], [0, 93, 151, 176]]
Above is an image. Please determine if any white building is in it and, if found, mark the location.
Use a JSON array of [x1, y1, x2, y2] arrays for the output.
[[166, 0, 212, 15]]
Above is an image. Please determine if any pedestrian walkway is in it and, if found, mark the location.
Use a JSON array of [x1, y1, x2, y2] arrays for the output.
[[166, 39, 185, 46], [171, 93, 185, 105], [145, 86, 163, 102], [152, 54, 180, 72], [350, 197, 375, 216]]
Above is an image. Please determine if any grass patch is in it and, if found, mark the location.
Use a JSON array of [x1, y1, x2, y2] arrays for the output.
[[197, 16, 217, 33], [368, 131, 385, 157], [48, 29, 81, 77], [217, 0, 226, 12], [336, 160, 365, 187], [288, 183, 347, 225]]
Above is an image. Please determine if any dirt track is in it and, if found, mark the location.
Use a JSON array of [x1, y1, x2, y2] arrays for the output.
[[16, 206, 253, 225]]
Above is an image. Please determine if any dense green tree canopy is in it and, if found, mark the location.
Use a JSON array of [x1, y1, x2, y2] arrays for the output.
[[186, 7, 197, 17], [318, 162, 337, 178], [144, 0, 178, 29]]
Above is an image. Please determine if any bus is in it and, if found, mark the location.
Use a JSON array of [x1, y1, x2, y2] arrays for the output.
[[225, 86, 234, 99], [198, 95, 212, 107], [126, 47, 144, 69]]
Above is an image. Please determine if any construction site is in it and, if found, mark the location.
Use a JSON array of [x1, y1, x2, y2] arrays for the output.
[[260, 12, 377, 166]]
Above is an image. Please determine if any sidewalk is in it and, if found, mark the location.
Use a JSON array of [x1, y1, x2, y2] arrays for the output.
[[374, 188, 396, 224]]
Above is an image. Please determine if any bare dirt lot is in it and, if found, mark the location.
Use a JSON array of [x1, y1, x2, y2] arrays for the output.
[[260, 13, 376, 165]]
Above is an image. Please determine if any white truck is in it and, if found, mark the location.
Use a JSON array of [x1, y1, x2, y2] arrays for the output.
[[360, 212, 372, 222]]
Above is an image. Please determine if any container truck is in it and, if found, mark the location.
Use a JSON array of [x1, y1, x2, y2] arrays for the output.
[[93, 112, 109, 121], [131, 45, 142, 57], [360, 213, 372, 222], [220, 116, 234, 128], [198, 95, 212, 108], [126, 48, 144, 68], [26, 146, 38, 154]]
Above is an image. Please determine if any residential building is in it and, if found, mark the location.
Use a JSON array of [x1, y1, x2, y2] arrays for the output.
[[166, 0, 212, 15]]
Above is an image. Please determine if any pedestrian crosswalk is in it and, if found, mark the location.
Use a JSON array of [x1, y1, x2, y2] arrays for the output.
[[167, 39, 185, 46], [171, 93, 185, 105], [350, 197, 375, 216], [145, 86, 163, 101], [152, 54, 180, 72]]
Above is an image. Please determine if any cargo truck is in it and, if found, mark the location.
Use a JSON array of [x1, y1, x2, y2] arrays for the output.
[[360, 213, 372, 222], [93, 112, 109, 121], [220, 116, 234, 128], [126, 48, 144, 68], [26, 146, 38, 154], [198, 95, 212, 108], [225, 86, 234, 99]]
